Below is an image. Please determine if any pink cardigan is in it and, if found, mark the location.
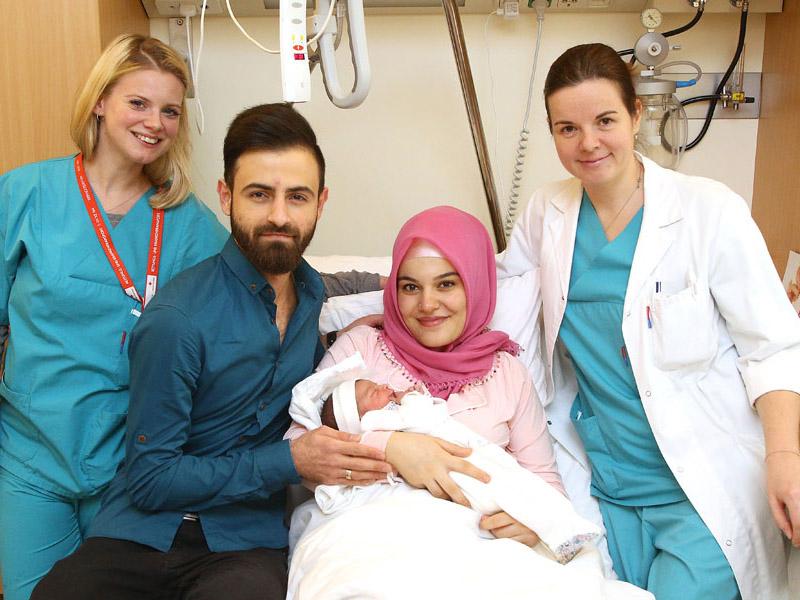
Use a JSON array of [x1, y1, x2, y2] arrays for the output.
[[288, 325, 564, 494]]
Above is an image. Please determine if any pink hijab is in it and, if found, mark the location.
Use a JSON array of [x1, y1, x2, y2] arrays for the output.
[[381, 206, 519, 399]]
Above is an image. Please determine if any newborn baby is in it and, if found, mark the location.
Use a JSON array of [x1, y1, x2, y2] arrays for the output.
[[320, 379, 407, 431], [289, 354, 601, 564]]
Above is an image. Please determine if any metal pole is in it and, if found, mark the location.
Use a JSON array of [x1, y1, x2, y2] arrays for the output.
[[441, 0, 507, 251]]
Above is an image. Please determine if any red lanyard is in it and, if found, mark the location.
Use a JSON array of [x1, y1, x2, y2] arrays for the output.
[[74, 154, 165, 309]]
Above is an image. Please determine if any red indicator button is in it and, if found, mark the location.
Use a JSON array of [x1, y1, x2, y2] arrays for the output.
[[294, 53, 306, 60], [293, 44, 304, 51]]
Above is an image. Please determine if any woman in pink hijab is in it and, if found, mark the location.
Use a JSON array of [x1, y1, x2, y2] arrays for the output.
[[318, 205, 562, 546]]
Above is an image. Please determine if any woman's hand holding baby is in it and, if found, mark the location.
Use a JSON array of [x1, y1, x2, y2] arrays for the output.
[[385, 432, 490, 507], [480, 511, 541, 548]]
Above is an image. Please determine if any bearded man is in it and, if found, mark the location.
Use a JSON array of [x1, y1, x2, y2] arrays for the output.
[[32, 104, 392, 600]]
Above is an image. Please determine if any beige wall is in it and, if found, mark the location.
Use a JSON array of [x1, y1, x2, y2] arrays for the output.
[[150, 10, 765, 255]]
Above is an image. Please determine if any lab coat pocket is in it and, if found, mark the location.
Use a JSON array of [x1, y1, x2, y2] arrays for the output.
[[651, 284, 717, 371], [570, 410, 620, 496], [0, 378, 39, 462]]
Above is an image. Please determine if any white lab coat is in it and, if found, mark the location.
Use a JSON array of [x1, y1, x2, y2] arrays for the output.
[[498, 156, 800, 600]]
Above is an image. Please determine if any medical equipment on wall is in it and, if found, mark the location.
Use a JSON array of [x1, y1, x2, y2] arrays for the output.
[[620, 0, 753, 167], [625, 5, 700, 169], [681, 0, 752, 150], [314, 0, 371, 108], [630, 21, 691, 169], [229, 0, 372, 107], [167, 0, 370, 110], [279, 0, 313, 102]]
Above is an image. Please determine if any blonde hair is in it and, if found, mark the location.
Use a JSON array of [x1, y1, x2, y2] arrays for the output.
[[70, 34, 192, 209]]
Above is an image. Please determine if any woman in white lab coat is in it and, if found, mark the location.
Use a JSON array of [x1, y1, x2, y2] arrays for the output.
[[498, 43, 800, 600]]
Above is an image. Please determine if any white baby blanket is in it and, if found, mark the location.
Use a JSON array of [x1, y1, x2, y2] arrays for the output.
[[289, 353, 600, 563], [288, 352, 372, 431], [287, 354, 653, 600], [289, 492, 652, 600]]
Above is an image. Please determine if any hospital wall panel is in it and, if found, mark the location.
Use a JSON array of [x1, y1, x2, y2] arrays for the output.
[[97, 0, 151, 50], [150, 10, 766, 255], [0, 0, 148, 175], [752, 2, 800, 274]]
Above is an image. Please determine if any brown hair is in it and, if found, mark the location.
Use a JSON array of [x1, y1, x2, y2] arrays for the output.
[[223, 103, 325, 192], [70, 34, 192, 209], [543, 43, 638, 130]]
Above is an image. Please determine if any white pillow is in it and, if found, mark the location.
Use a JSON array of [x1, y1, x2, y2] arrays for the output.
[[318, 290, 383, 335], [306, 255, 392, 276], [490, 269, 545, 398], [307, 255, 389, 335]]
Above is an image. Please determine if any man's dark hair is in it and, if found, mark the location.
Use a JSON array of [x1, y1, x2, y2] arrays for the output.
[[223, 103, 326, 192]]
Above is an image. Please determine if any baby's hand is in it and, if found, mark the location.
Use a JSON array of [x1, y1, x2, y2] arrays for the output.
[[480, 512, 540, 548]]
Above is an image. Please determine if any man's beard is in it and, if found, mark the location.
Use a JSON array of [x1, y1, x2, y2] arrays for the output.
[[231, 210, 316, 275]]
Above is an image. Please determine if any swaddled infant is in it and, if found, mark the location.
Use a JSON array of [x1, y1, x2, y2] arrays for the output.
[[320, 379, 408, 431], [291, 360, 601, 564]]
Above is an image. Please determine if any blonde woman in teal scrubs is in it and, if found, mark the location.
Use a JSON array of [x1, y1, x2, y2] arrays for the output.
[[0, 35, 227, 599], [499, 43, 800, 600]]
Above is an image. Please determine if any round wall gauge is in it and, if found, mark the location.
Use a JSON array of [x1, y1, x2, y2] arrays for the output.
[[641, 7, 663, 29]]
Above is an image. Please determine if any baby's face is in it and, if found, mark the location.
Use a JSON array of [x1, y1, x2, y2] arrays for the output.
[[354, 380, 397, 416]]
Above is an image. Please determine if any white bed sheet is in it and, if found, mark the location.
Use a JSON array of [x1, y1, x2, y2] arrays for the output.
[[288, 492, 652, 600]]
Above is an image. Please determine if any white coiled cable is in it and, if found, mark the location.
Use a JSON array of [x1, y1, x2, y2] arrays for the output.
[[504, 127, 529, 236], [504, 2, 545, 236]]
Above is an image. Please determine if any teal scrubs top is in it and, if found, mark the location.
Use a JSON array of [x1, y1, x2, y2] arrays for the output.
[[0, 156, 228, 497], [559, 192, 684, 506]]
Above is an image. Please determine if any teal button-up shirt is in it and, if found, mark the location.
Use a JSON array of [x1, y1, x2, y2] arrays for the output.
[[88, 237, 324, 552]]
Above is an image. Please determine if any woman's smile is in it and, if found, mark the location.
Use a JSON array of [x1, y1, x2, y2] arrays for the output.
[[416, 316, 449, 327], [132, 131, 161, 146], [578, 154, 610, 166]]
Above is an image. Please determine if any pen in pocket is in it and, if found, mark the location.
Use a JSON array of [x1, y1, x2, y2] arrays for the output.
[[646, 306, 653, 329], [620, 345, 630, 366], [119, 331, 127, 355]]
